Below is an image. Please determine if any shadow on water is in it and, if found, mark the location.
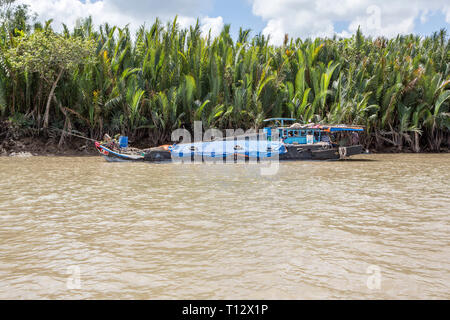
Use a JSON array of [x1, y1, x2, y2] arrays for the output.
[[340, 159, 377, 162]]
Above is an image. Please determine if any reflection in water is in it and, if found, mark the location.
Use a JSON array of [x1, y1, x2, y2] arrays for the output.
[[0, 154, 449, 299]]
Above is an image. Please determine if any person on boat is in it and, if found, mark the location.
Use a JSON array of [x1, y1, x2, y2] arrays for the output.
[[102, 133, 119, 150], [351, 132, 360, 145], [314, 131, 320, 142], [103, 133, 112, 143], [321, 134, 331, 143], [322, 133, 337, 147], [339, 134, 349, 146]]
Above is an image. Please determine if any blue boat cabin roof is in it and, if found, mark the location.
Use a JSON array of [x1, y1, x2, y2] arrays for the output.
[[263, 118, 364, 132], [263, 118, 296, 127]]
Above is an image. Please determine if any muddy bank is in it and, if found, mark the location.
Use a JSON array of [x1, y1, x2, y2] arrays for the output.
[[1, 134, 448, 157], [0, 135, 98, 157]]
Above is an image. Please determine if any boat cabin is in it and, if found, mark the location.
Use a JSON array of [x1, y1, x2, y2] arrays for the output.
[[263, 118, 322, 144], [262, 118, 364, 145]]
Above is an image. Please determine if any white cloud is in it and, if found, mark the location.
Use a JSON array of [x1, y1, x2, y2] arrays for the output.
[[250, 0, 450, 45], [14, 0, 450, 44], [17, 0, 222, 37], [444, 5, 450, 24], [420, 10, 429, 24], [200, 16, 224, 38]]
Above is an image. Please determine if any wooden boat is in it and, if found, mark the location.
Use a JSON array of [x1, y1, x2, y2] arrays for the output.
[[95, 141, 173, 162], [95, 142, 145, 162], [95, 119, 365, 162]]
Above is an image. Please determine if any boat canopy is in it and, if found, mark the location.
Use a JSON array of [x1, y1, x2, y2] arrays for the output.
[[263, 118, 364, 132], [320, 125, 364, 132], [263, 118, 296, 127], [169, 139, 287, 159]]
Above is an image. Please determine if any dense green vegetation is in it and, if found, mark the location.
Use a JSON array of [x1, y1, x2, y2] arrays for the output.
[[0, 2, 449, 151]]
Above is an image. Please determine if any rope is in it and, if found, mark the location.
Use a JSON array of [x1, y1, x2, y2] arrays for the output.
[[54, 128, 98, 142]]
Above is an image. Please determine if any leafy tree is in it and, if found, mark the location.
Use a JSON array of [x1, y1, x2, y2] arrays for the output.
[[5, 29, 95, 128]]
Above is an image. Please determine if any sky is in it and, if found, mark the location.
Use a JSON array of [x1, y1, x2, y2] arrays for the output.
[[17, 0, 450, 45]]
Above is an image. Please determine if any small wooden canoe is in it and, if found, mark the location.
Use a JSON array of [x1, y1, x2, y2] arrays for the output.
[[95, 142, 144, 162]]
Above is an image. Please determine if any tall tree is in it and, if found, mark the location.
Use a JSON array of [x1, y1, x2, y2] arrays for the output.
[[5, 29, 95, 128]]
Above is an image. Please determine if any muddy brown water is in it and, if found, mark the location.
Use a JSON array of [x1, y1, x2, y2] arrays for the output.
[[0, 154, 449, 299]]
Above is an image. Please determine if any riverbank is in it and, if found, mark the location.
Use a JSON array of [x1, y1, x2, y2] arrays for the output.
[[1, 134, 448, 157], [0, 135, 99, 157]]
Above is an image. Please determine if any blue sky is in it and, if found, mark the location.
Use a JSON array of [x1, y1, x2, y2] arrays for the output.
[[19, 0, 450, 45], [209, 0, 265, 37], [414, 11, 449, 35], [209, 0, 449, 39]]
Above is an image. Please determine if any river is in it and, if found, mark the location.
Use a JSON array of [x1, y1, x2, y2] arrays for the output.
[[0, 154, 449, 299]]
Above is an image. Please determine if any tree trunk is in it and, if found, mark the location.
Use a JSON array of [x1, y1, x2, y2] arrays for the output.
[[374, 130, 381, 150], [9, 70, 17, 115], [54, 95, 72, 149], [11, 81, 15, 115], [43, 69, 64, 129], [32, 80, 44, 127], [434, 130, 443, 152], [58, 116, 68, 149], [413, 131, 420, 153]]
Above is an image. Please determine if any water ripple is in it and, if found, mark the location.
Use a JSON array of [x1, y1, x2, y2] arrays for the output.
[[0, 154, 449, 299]]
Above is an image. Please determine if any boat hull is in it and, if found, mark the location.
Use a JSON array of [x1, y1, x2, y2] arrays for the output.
[[143, 148, 172, 162], [280, 144, 363, 161], [102, 155, 143, 162], [95, 143, 145, 162], [96, 142, 363, 162]]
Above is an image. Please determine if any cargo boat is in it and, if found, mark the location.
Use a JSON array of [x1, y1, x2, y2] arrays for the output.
[[95, 118, 365, 162]]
